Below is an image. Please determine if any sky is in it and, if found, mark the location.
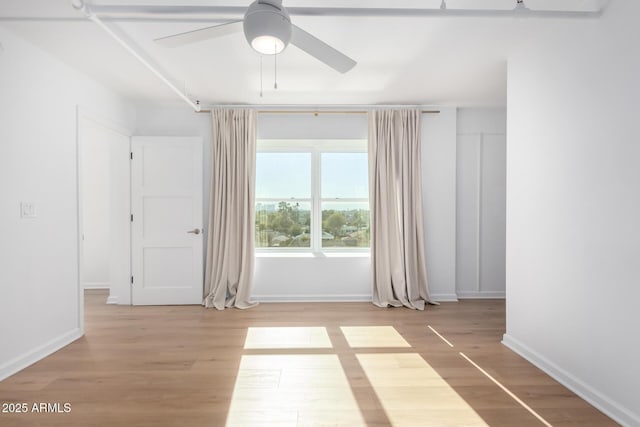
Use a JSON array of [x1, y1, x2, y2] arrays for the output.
[[255, 152, 369, 200]]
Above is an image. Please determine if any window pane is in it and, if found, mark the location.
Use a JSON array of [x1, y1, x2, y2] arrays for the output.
[[321, 202, 370, 248], [256, 153, 311, 199], [256, 201, 311, 248], [321, 153, 368, 199]]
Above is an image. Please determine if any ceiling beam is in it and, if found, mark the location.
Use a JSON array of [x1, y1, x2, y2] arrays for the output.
[[0, 16, 234, 24], [0, 3, 606, 23], [72, 1, 201, 111], [88, 5, 604, 20]]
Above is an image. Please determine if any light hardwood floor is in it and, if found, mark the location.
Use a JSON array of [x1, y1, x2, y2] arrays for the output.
[[0, 290, 616, 426]]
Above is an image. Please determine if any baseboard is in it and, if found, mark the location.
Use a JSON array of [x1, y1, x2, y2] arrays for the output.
[[253, 294, 372, 303], [0, 328, 83, 382], [457, 291, 505, 299], [430, 293, 459, 302], [502, 334, 639, 426], [106, 295, 118, 304], [83, 282, 109, 289]]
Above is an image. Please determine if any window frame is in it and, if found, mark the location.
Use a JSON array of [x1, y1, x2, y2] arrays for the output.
[[256, 139, 370, 254]]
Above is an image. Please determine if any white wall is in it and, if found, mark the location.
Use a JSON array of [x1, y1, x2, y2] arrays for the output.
[[456, 108, 506, 298], [253, 253, 372, 302], [504, 1, 640, 424], [81, 120, 112, 289], [422, 108, 458, 301], [257, 113, 367, 140], [0, 26, 134, 380], [134, 109, 458, 302]]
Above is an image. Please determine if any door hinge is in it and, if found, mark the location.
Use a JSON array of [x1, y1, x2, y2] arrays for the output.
[[130, 214, 133, 222], [130, 152, 133, 160]]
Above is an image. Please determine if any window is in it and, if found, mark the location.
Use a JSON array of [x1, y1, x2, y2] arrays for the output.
[[255, 152, 312, 248], [255, 140, 369, 252]]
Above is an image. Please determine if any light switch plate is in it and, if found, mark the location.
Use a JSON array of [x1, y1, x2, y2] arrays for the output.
[[21, 202, 37, 219]]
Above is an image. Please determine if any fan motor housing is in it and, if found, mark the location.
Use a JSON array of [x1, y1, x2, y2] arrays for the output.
[[243, 0, 292, 54]]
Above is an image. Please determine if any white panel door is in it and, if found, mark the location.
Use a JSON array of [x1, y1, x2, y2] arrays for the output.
[[131, 136, 203, 305]]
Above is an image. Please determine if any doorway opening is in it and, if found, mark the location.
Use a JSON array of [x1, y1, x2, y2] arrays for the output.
[[77, 107, 132, 315]]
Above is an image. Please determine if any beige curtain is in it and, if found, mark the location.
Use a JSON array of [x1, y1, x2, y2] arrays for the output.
[[204, 109, 258, 310], [368, 109, 432, 310]]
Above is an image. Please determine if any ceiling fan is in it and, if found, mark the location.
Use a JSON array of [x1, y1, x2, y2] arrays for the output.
[[154, 0, 357, 74]]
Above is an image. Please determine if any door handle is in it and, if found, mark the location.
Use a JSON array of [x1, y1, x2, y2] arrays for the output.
[[187, 228, 202, 235]]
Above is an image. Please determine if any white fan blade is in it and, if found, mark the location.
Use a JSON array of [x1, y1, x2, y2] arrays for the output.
[[155, 20, 243, 48], [290, 24, 356, 73]]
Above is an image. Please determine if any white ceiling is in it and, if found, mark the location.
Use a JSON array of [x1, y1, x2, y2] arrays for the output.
[[0, 0, 607, 107]]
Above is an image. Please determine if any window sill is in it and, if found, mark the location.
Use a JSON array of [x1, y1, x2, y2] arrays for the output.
[[255, 251, 370, 259]]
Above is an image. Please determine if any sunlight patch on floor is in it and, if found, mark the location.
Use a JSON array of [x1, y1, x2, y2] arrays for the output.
[[356, 353, 489, 427], [226, 355, 365, 427], [244, 327, 333, 349], [459, 352, 552, 427], [340, 326, 411, 348]]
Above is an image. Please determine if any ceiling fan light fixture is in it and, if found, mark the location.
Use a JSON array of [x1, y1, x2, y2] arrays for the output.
[[251, 35, 286, 54], [243, 0, 292, 55]]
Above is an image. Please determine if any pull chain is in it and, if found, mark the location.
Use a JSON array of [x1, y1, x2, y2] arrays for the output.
[[274, 42, 278, 90]]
